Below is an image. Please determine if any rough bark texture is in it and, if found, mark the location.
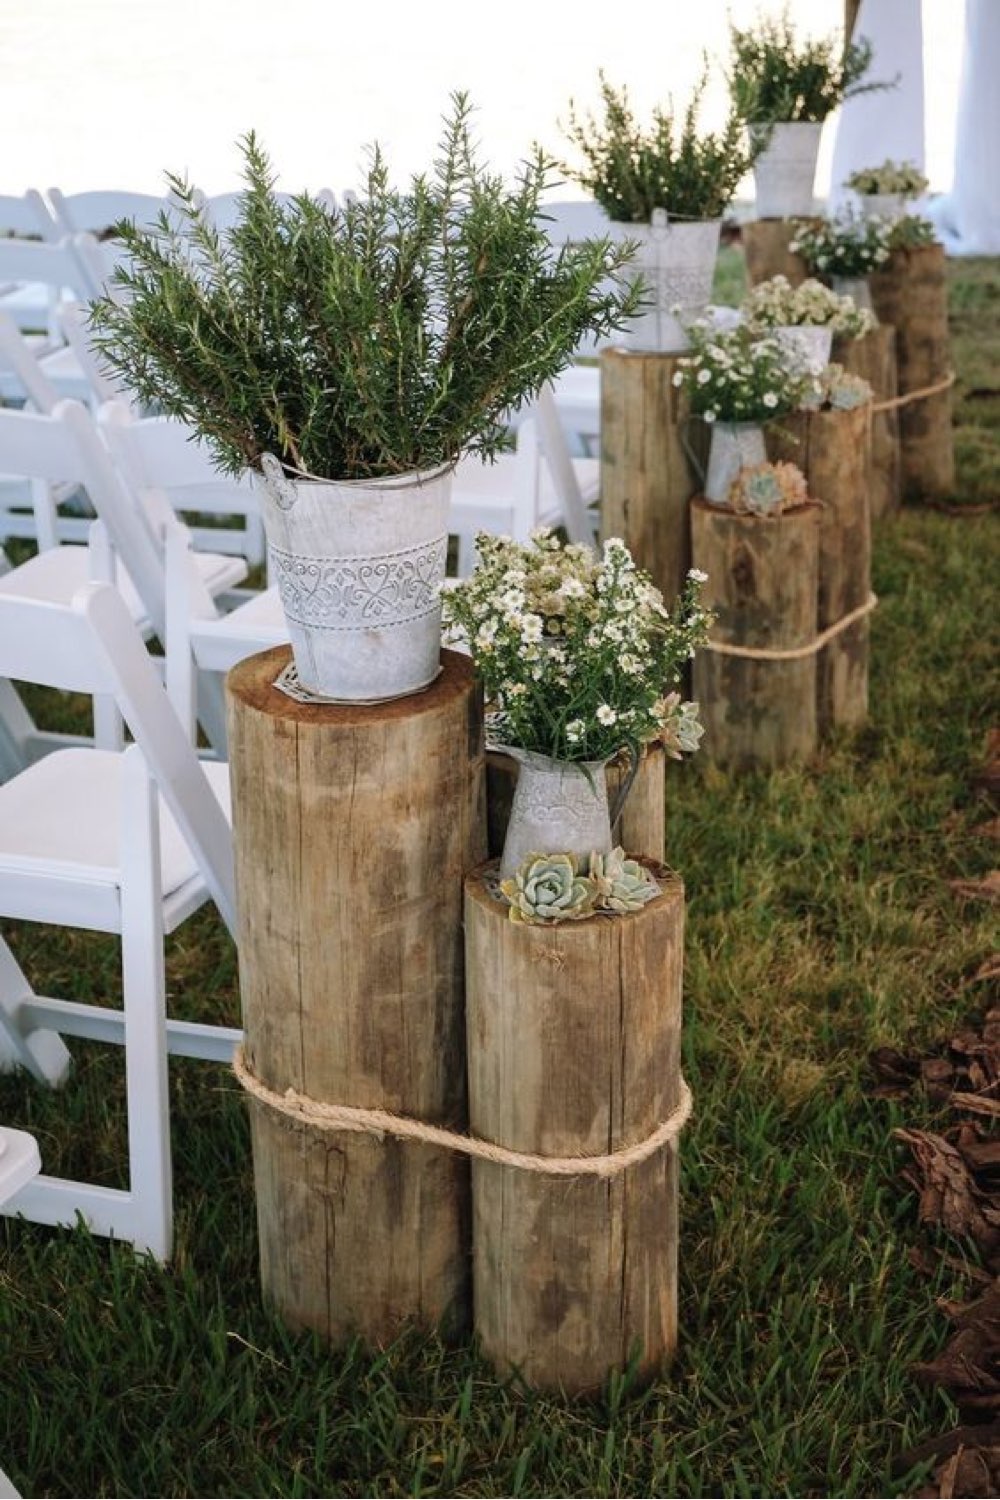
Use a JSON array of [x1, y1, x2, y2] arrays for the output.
[[769, 405, 873, 733], [834, 323, 901, 520], [869, 244, 956, 501], [486, 743, 667, 865], [226, 645, 486, 1346], [741, 220, 812, 288], [691, 498, 821, 769], [600, 348, 706, 606], [465, 862, 684, 1394]]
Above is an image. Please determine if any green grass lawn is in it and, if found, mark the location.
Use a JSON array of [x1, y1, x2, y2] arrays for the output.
[[1, 254, 998, 1499]]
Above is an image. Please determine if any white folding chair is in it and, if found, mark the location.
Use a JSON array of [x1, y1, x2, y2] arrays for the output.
[[0, 239, 92, 403], [47, 188, 190, 240], [98, 401, 266, 568], [449, 383, 600, 575], [0, 402, 248, 757], [198, 187, 337, 233], [0, 191, 64, 337], [0, 1122, 41, 1500], [0, 581, 239, 1260], [57, 300, 137, 410]]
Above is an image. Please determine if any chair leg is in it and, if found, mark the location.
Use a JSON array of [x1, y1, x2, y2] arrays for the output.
[[0, 934, 71, 1085], [118, 746, 173, 1259]]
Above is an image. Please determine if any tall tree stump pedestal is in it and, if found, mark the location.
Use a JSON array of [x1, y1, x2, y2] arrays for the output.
[[769, 404, 874, 733], [741, 220, 812, 288], [465, 862, 686, 1394], [600, 348, 705, 606], [834, 324, 901, 520], [691, 498, 821, 769], [869, 244, 955, 502], [226, 646, 486, 1346]]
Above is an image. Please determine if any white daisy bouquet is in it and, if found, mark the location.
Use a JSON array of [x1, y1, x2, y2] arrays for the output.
[[674, 322, 816, 424], [789, 212, 892, 278], [742, 275, 875, 339], [440, 530, 712, 764], [846, 160, 928, 197]]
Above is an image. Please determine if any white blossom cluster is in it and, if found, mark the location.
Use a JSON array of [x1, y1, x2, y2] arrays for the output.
[[742, 275, 875, 339], [674, 321, 816, 424], [846, 160, 929, 197], [789, 212, 892, 279], [440, 531, 712, 764]]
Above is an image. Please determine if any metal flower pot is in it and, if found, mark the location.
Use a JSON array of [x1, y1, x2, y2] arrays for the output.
[[772, 324, 834, 375], [751, 122, 824, 219], [612, 215, 722, 353], [704, 422, 768, 505], [256, 455, 452, 702]]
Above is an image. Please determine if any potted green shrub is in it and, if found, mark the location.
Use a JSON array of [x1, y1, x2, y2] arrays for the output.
[[728, 10, 887, 220], [788, 211, 893, 310], [88, 96, 639, 702], [560, 72, 756, 351]]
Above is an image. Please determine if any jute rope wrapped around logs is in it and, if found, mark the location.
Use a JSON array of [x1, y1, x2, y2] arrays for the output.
[[869, 244, 956, 501]]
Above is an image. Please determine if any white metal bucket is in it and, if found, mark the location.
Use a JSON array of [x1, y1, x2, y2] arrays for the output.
[[256, 456, 452, 702], [612, 216, 721, 353], [704, 422, 767, 505], [751, 123, 824, 219], [772, 324, 834, 376]]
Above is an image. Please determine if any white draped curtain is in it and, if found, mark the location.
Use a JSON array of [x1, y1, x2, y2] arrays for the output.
[[925, 0, 1000, 254]]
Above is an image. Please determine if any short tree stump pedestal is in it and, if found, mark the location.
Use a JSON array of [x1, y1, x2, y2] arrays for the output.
[[465, 862, 685, 1394], [741, 220, 811, 288], [834, 325, 901, 520], [227, 646, 486, 1346], [691, 498, 821, 769]]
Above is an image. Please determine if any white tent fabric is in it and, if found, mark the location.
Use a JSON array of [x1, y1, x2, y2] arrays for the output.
[[827, 0, 926, 214], [925, 0, 1000, 254]]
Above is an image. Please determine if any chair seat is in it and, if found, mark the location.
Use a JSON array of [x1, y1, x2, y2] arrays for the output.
[[0, 1126, 41, 1204], [0, 747, 230, 908], [0, 543, 247, 636], [190, 586, 288, 673], [449, 454, 600, 531]]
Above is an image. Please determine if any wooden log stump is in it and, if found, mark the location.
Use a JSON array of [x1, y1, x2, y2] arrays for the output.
[[465, 862, 685, 1393], [486, 742, 667, 864], [741, 220, 812, 288], [833, 324, 901, 520], [227, 645, 486, 1346], [600, 348, 705, 606], [768, 404, 873, 733], [691, 498, 821, 769], [868, 244, 955, 502]]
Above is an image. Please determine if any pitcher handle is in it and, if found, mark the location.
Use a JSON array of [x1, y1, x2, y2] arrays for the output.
[[609, 743, 641, 834]]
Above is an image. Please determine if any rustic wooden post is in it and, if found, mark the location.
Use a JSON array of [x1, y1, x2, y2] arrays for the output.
[[465, 863, 685, 1393], [833, 324, 901, 520], [691, 498, 821, 768], [486, 742, 667, 864], [227, 645, 486, 1346], [769, 404, 873, 732], [600, 348, 705, 606], [869, 244, 955, 501], [741, 221, 812, 288]]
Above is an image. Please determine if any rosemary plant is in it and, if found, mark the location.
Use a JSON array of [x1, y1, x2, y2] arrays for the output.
[[561, 72, 757, 223], [728, 10, 892, 125], [88, 95, 641, 481]]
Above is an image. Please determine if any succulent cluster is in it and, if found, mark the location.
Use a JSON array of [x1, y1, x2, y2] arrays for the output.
[[440, 530, 711, 765], [658, 691, 707, 760], [674, 321, 816, 424], [500, 848, 661, 926], [846, 160, 928, 197], [800, 365, 873, 413], [561, 71, 757, 223], [727, 460, 810, 517], [789, 213, 892, 279], [742, 275, 875, 339]]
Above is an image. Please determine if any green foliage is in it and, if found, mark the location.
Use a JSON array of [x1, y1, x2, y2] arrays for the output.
[[789, 211, 893, 278], [847, 159, 929, 196], [88, 96, 642, 481], [889, 214, 939, 250], [561, 71, 757, 223], [729, 9, 891, 124]]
